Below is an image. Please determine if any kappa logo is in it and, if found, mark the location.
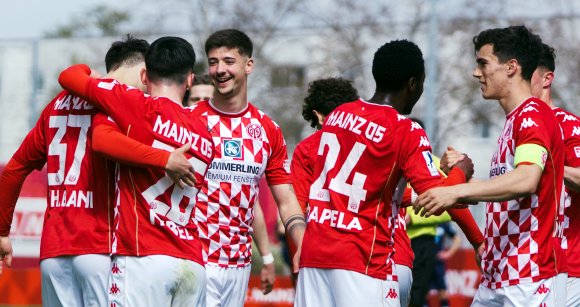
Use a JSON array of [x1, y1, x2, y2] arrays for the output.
[[572, 127, 580, 137], [246, 123, 262, 139], [397, 114, 406, 121], [223, 139, 242, 158], [419, 136, 431, 147], [410, 121, 422, 131], [562, 114, 578, 122], [111, 263, 122, 274], [520, 106, 539, 114], [385, 288, 398, 299], [535, 284, 550, 295], [109, 283, 120, 294], [520, 118, 538, 131]]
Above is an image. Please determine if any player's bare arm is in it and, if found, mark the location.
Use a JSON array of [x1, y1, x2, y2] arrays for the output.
[[564, 165, 580, 192], [415, 163, 542, 217], [251, 202, 275, 294], [269, 183, 305, 273]]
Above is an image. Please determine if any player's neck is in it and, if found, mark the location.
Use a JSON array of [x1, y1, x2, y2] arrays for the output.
[[368, 92, 404, 113], [212, 93, 248, 113], [498, 82, 533, 115], [149, 83, 186, 106]]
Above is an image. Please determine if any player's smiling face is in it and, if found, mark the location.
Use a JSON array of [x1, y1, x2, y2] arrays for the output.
[[207, 47, 253, 99], [473, 44, 508, 100]]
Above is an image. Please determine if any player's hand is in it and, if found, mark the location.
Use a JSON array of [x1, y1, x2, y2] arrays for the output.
[[452, 153, 474, 181], [293, 245, 302, 274], [413, 186, 459, 217], [474, 243, 484, 272], [260, 263, 275, 294], [0, 236, 13, 275], [441, 146, 464, 174], [166, 143, 196, 189]]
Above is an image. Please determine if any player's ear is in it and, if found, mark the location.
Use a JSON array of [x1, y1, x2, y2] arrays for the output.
[[506, 59, 518, 77], [245, 57, 254, 75], [140, 68, 148, 86], [313, 110, 325, 128], [187, 73, 194, 89], [543, 71, 554, 88]]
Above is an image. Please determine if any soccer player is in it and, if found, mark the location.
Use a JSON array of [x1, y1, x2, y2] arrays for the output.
[[414, 25, 566, 306], [182, 69, 277, 295], [0, 35, 194, 306], [290, 76, 359, 283], [530, 42, 578, 306], [295, 39, 475, 307], [183, 74, 215, 106], [191, 29, 306, 307], [58, 36, 213, 306]]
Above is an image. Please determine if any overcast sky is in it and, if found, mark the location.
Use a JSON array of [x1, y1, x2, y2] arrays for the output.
[[2, 0, 580, 40], [0, 0, 128, 39]]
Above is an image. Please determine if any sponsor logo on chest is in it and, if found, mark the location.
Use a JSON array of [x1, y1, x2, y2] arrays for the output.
[[223, 139, 243, 159]]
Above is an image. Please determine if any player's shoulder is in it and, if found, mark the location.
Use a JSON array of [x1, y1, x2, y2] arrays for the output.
[[553, 107, 580, 123], [246, 102, 282, 132], [295, 130, 322, 156], [188, 100, 211, 115], [45, 90, 97, 116]]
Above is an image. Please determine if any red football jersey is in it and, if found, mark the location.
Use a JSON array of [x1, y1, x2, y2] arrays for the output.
[[64, 76, 213, 264], [192, 100, 291, 267], [291, 130, 322, 213], [0, 91, 113, 259], [553, 107, 580, 277], [481, 98, 565, 288], [393, 208, 414, 268], [300, 99, 443, 280], [291, 130, 414, 268]]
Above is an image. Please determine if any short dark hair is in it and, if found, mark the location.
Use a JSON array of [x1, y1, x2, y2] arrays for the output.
[[372, 40, 424, 92], [105, 34, 149, 73], [473, 25, 543, 81], [193, 74, 212, 86], [302, 77, 359, 128], [537, 42, 556, 72], [145, 36, 195, 84], [205, 29, 253, 57]]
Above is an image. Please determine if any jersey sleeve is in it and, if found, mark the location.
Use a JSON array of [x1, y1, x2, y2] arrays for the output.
[[58, 64, 148, 130], [290, 139, 313, 213], [561, 121, 580, 168], [513, 108, 551, 168], [265, 122, 291, 185], [0, 104, 52, 236], [397, 121, 444, 195], [92, 113, 170, 169]]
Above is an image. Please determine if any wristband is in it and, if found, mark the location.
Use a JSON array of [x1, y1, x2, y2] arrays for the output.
[[262, 253, 274, 265]]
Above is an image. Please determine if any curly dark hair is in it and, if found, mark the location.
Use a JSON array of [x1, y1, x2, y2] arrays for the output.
[[537, 42, 555, 72], [105, 34, 149, 73], [302, 77, 359, 128], [372, 39, 424, 92], [473, 25, 543, 81]]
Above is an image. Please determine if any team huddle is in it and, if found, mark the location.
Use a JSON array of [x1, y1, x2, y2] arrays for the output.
[[0, 24, 576, 307]]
